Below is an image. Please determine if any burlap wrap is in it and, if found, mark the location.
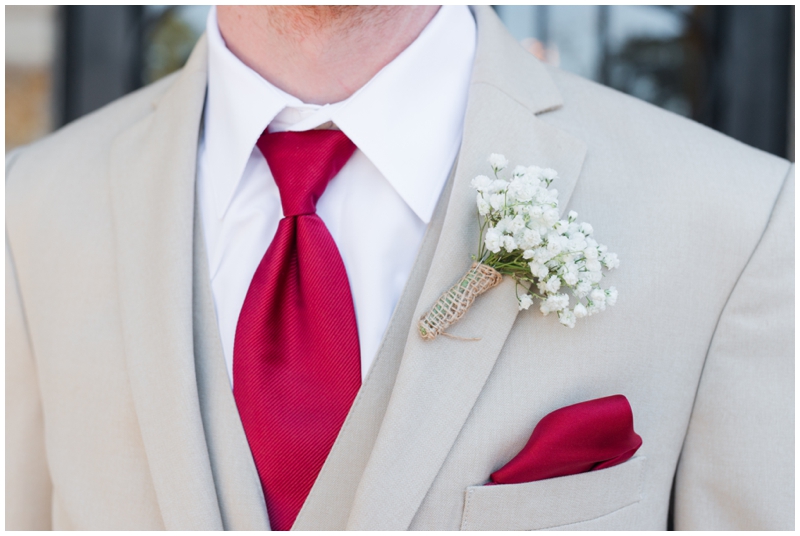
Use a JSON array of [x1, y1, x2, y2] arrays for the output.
[[418, 262, 503, 340]]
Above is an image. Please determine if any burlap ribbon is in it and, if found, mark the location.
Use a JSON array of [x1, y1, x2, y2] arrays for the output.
[[418, 262, 503, 340]]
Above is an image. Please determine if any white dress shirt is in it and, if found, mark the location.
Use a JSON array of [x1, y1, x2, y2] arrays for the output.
[[197, 6, 476, 385]]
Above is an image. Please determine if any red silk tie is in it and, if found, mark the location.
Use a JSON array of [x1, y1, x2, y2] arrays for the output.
[[233, 130, 362, 531]]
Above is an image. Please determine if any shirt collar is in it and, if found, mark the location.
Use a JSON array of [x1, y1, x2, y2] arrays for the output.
[[203, 5, 476, 223]]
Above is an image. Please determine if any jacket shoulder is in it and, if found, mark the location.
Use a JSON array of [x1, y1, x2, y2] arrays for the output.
[[540, 64, 791, 270], [5, 70, 187, 246], [6, 71, 180, 194], [544, 64, 790, 178]]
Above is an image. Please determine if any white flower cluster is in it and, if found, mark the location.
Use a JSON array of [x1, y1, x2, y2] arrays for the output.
[[472, 153, 619, 328]]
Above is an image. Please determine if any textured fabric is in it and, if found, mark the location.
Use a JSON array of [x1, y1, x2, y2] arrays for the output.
[[673, 169, 795, 530], [198, 6, 475, 384], [234, 130, 361, 531], [192, 205, 270, 530], [4, 6, 794, 531], [490, 395, 642, 484], [462, 457, 646, 530]]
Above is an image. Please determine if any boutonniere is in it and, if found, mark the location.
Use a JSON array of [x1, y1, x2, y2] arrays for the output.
[[419, 154, 619, 340]]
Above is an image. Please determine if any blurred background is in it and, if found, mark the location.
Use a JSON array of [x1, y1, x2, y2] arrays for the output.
[[6, 5, 794, 160]]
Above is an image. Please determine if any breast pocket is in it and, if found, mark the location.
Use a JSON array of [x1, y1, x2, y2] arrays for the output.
[[460, 456, 646, 530]]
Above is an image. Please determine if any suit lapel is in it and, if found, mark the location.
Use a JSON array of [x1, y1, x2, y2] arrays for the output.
[[345, 7, 586, 529], [109, 37, 223, 529]]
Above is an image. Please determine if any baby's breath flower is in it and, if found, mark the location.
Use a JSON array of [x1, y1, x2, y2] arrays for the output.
[[471, 155, 618, 327], [484, 228, 502, 253], [584, 270, 603, 283], [546, 238, 563, 256], [546, 294, 570, 313], [587, 300, 606, 315], [533, 248, 552, 264], [489, 193, 505, 211], [520, 229, 541, 249], [489, 153, 509, 171], [477, 194, 490, 215], [558, 308, 577, 328], [529, 261, 549, 279], [585, 259, 602, 273], [575, 280, 592, 298], [590, 288, 606, 303], [513, 165, 528, 177], [518, 294, 533, 310], [602, 252, 620, 269], [541, 168, 558, 183], [569, 237, 587, 253], [509, 215, 526, 234], [471, 175, 493, 192], [497, 217, 515, 235], [544, 275, 561, 293], [490, 179, 509, 193], [543, 207, 559, 226]]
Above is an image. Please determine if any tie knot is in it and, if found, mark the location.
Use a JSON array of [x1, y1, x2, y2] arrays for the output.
[[257, 130, 357, 217]]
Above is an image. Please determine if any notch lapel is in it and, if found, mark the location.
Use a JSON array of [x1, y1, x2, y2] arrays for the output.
[[108, 37, 223, 529], [345, 7, 587, 530]]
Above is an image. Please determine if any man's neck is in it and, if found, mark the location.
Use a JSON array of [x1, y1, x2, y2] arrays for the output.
[[216, 6, 440, 105]]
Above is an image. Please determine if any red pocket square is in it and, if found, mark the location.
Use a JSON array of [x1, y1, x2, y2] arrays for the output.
[[490, 394, 642, 485]]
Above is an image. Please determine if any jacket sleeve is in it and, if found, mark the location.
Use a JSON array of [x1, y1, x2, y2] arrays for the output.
[[673, 164, 794, 530], [6, 150, 53, 530]]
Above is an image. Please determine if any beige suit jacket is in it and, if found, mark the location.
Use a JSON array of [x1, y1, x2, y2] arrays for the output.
[[6, 7, 794, 530]]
